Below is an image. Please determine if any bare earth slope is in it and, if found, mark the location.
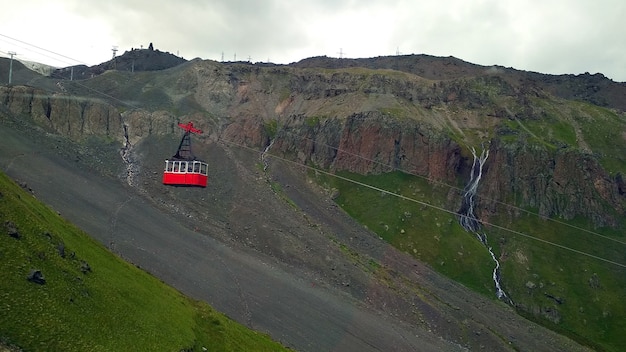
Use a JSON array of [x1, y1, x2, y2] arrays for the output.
[[0, 115, 590, 351]]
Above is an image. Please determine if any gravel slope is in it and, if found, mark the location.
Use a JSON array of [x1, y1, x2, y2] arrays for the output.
[[0, 119, 591, 352]]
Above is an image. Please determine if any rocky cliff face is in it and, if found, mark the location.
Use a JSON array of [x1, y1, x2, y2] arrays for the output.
[[2, 57, 624, 229], [482, 141, 623, 227], [269, 114, 624, 227], [271, 112, 462, 181], [202, 60, 624, 228], [0, 85, 123, 139]]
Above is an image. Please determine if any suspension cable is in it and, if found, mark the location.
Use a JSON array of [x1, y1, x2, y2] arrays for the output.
[[221, 138, 626, 269]]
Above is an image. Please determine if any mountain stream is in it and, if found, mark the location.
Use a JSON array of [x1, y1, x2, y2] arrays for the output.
[[261, 138, 275, 171], [459, 146, 511, 303]]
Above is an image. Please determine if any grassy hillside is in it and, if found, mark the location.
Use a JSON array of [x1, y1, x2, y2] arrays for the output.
[[0, 172, 288, 352], [309, 94, 626, 350], [317, 169, 626, 352], [305, 76, 626, 351]]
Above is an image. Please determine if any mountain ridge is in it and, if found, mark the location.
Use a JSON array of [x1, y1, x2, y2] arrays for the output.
[[6, 45, 625, 111]]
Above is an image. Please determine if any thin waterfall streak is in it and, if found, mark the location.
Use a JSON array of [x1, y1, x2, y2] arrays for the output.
[[485, 239, 507, 300], [262, 138, 275, 171], [459, 146, 510, 303]]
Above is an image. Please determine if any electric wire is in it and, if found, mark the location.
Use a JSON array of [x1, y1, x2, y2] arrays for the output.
[[2, 34, 624, 267], [0, 33, 85, 66], [292, 132, 626, 246], [221, 138, 626, 269]]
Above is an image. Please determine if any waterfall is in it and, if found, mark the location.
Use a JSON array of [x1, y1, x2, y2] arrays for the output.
[[261, 138, 275, 171], [459, 146, 511, 303], [120, 124, 138, 187]]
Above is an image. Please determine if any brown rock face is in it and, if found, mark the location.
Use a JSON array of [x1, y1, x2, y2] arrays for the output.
[[0, 86, 122, 140], [272, 112, 461, 182], [482, 141, 624, 227], [269, 112, 624, 228]]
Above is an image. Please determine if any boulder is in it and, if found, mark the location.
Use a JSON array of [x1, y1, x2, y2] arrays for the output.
[[27, 269, 46, 285]]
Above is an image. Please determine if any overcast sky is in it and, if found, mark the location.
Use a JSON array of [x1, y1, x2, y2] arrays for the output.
[[1, 0, 624, 81]]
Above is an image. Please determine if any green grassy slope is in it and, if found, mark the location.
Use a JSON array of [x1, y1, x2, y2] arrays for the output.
[[0, 172, 288, 352], [317, 169, 626, 352], [303, 78, 626, 351]]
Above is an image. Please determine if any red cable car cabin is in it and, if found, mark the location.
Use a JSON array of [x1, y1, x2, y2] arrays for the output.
[[163, 160, 208, 187], [162, 122, 209, 187]]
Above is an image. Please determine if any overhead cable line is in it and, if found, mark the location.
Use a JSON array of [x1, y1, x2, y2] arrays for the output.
[[4, 34, 622, 263], [221, 138, 626, 269], [0, 33, 86, 66], [294, 133, 626, 246]]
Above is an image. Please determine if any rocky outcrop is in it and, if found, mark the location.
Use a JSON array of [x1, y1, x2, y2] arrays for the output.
[[482, 140, 624, 227], [27, 269, 46, 285], [269, 112, 625, 227], [122, 109, 185, 144], [0, 85, 189, 146], [273, 112, 461, 181], [294, 55, 626, 112], [0, 86, 123, 141], [53, 45, 188, 80]]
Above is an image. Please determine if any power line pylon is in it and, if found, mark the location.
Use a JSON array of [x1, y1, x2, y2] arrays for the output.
[[8, 51, 16, 85]]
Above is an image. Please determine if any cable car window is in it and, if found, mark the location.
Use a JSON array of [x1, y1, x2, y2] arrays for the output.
[[201, 163, 208, 175]]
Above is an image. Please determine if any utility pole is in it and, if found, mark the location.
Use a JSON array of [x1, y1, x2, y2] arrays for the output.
[[8, 51, 16, 85], [111, 46, 118, 69]]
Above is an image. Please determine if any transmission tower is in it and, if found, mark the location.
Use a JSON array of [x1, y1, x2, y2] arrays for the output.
[[337, 48, 345, 59], [111, 46, 118, 59], [8, 51, 16, 85]]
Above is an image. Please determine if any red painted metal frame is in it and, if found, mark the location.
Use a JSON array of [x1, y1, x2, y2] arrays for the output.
[[162, 160, 208, 187], [162, 172, 207, 187]]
